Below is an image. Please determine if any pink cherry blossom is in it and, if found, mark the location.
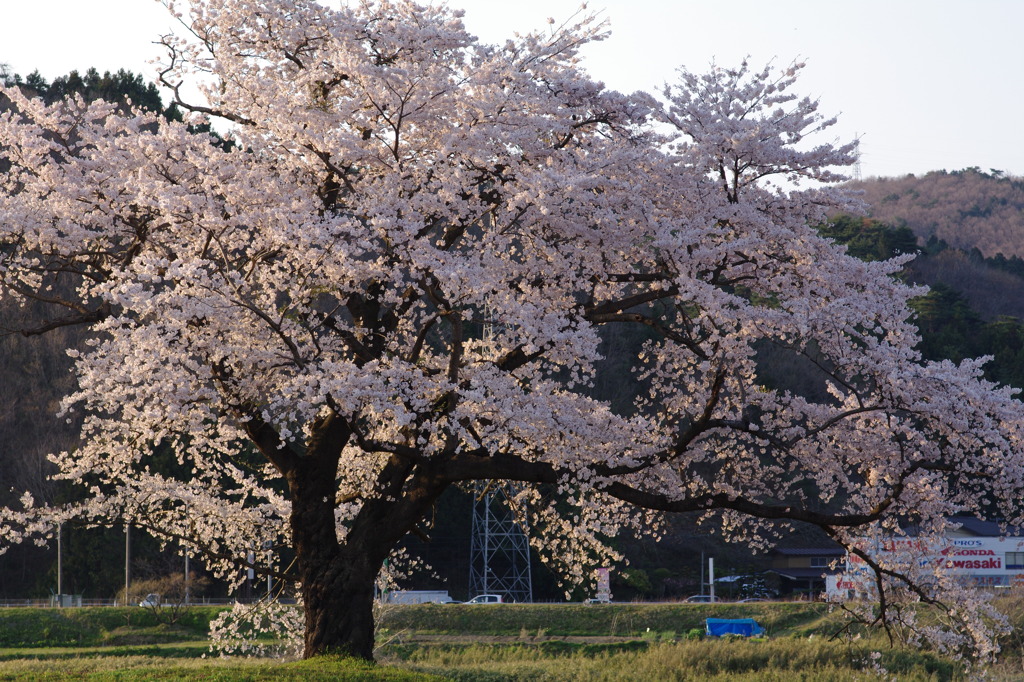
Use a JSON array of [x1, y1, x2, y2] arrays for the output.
[[0, 0, 1021, 667]]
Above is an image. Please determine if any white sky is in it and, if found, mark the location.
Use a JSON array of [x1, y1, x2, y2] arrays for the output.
[[1, 0, 1022, 179]]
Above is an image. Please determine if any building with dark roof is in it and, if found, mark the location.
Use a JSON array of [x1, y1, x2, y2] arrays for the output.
[[768, 546, 845, 597]]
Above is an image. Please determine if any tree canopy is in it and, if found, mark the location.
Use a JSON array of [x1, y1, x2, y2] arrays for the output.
[[2, 0, 1023, 665], [0, 66, 165, 114]]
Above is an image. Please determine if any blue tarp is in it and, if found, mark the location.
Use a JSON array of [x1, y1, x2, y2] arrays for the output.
[[705, 618, 765, 637]]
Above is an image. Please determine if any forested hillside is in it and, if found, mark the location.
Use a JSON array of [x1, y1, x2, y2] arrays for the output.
[[819, 215, 1024, 390], [848, 168, 1024, 258], [833, 170, 1024, 389], [0, 68, 189, 599], [0, 68, 173, 513]]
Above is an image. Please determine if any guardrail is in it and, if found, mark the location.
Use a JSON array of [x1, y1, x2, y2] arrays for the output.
[[0, 598, 246, 608]]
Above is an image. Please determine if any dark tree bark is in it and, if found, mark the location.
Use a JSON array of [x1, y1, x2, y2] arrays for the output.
[[298, 543, 380, 660], [286, 412, 452, 660], [284, 414, 376, 659]]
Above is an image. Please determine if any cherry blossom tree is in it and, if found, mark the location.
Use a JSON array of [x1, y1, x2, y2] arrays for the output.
[[2, 0, 1024, 663]]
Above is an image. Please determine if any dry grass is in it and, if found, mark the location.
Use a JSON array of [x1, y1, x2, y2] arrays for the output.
[[391, 639, 959, 681]]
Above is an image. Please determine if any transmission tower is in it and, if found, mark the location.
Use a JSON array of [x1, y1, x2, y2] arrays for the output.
[[468, 302, 533, 603], [468, 481, 533, 603], [853, 132, 863, 181]]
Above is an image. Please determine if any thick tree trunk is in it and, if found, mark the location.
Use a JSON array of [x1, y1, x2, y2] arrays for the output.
[[299, 546, 381, 660], [285, 415, 450, 660], [285, 416, 385, 660], [290, 462, 385, 660]]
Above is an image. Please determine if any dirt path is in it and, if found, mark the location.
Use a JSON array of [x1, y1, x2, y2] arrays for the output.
[[391, 634, 647, 644]]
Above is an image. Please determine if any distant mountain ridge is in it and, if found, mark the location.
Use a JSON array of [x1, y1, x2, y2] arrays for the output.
[[848, 168, 1024, 259]]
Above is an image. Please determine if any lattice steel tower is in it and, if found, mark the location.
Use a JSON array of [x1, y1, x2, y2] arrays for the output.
[[853, 132, 863, 181], [469, 301, 533, 603], [468, 481, 533, 603]]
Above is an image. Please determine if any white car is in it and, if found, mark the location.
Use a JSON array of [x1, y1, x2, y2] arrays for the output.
[[465, 594, 504, 604], [138, 593, 161, 607]]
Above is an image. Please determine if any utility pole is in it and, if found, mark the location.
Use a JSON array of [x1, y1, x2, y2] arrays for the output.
[[263, 540, 273, 599], [56, 522, 62, 606], [184, 551, 190, 605], [124, 523, 131, 605], [709, 557, 715, 602]]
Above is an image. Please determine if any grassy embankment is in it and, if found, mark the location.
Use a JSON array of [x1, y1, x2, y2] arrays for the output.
[[0, 606, 433, 680], [0, 601, 1017, 680], [381, 602, 962, 681]]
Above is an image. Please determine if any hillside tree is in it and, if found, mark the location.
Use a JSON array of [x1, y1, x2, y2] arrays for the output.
[[2, 0, 1024, 664]]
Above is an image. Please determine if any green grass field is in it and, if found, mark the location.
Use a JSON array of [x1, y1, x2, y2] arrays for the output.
[[0, 602, 1017, 680]]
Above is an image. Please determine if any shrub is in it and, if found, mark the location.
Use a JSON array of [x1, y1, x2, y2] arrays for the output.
[[118, 574, 210, 625]]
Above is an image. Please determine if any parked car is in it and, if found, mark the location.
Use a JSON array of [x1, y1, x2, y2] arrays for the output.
[[465, 594, 504, 604], [138, 593, 161, 607], [683, 594, 719, 603]]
